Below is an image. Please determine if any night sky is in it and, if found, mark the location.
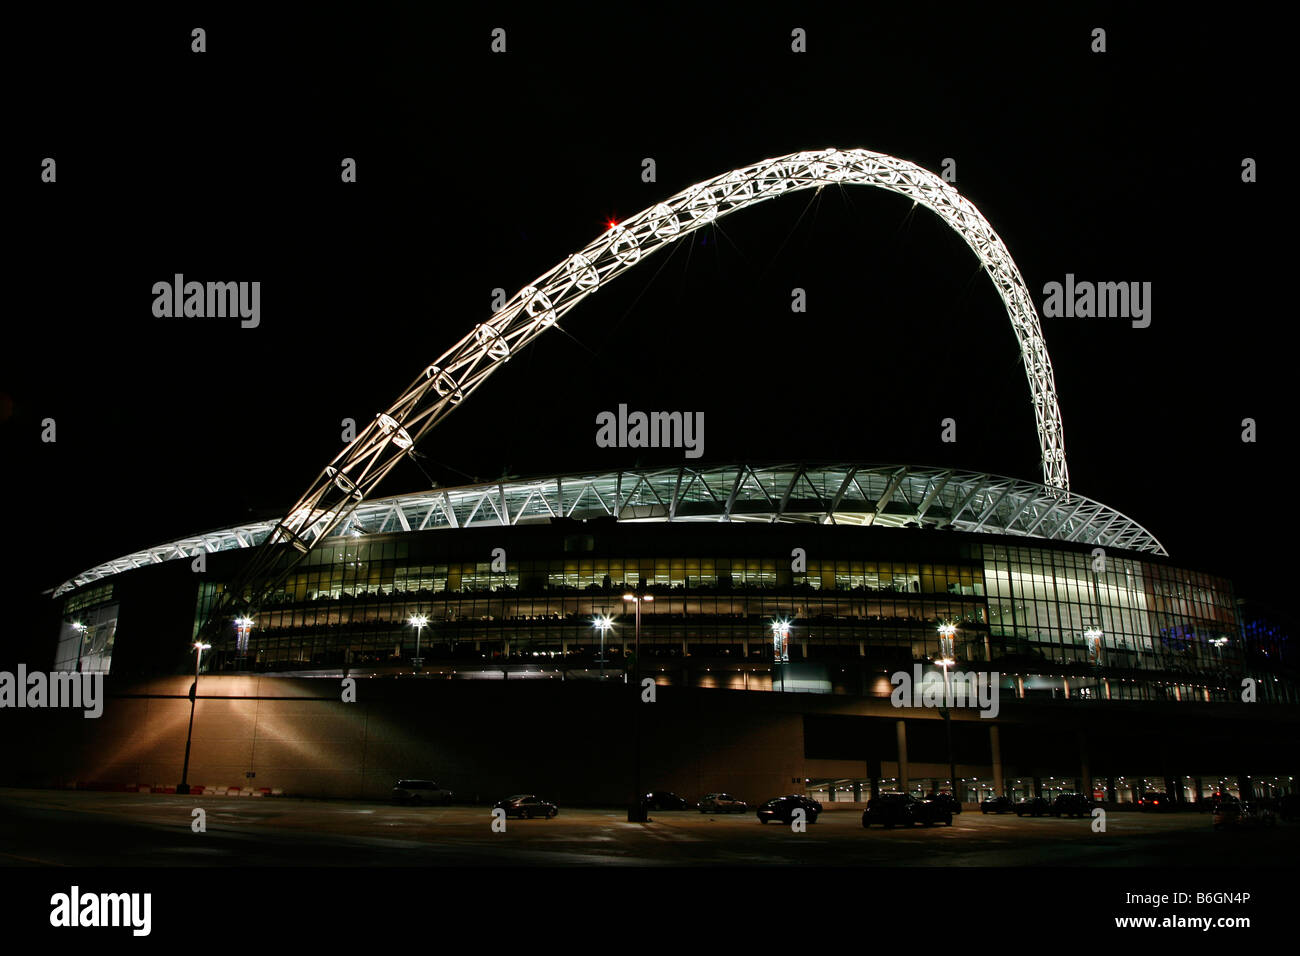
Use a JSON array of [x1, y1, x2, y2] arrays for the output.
[[3, 7, 1286, 663]]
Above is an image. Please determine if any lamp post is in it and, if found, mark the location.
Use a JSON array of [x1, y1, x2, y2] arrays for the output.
[[1084, 624, 1103, 666], [771, 618, 791, 691], [234, 615, 254, 662], [937, 621, 958, 806], [178, 639, 211, 796], [409, 614, 428, 672], [593, 614, 614, 681], [622, 591, 653, 822], [71, 621, 89, 672]]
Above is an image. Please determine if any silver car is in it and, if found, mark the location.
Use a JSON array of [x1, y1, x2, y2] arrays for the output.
[[392, 779, 454, 804], [699, 793, 747, 813]]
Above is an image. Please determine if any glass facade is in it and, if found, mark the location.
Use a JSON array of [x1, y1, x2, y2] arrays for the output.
[[167, 530, 1294, 707], [53, 585, 118, 674]]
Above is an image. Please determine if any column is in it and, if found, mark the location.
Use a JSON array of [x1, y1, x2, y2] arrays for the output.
[[1078, 729, 1090, 797], [990, 724, 1004, 797], [896, 719, 909, 792]]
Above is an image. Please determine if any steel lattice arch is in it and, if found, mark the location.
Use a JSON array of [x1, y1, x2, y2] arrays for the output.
[[56, 464, 1165, 597], [183, 148, 1078, 637], [272, 149, 1068, 554]]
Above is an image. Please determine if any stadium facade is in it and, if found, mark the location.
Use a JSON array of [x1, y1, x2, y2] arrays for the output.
[[42, 462, 1299, 807], [27, 150, 1297, 805]]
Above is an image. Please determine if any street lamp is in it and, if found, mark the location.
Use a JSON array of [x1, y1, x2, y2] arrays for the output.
[[771, 618, 790, 661], [937, 621, 959, 807], [771, 618, 791, 691], [234, 615, 254, 657], [592, 614, 614, 681], [71, 621, 90, 672], [408, 614, 428, 672], [178, 640, 211, 796], [1084, 624, 1104, 665], [622, 591, 653, 822]]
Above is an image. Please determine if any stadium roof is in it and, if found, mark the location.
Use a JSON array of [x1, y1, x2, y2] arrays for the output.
[[55, 463, 1166, 596]]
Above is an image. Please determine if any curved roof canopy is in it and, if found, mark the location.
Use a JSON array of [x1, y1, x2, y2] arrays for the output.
[[56, 464, 1166, 597]]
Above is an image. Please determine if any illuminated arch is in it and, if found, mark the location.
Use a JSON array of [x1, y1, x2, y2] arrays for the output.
[[212, 149, 1071, 626]]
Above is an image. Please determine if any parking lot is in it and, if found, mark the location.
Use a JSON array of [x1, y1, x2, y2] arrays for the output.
[[1, 788, 1294, 866]]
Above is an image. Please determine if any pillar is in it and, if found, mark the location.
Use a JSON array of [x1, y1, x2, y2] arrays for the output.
[[896, 719, 909, 792], [1078, 729, 1090, 797], [989, 724, 1004, 797]]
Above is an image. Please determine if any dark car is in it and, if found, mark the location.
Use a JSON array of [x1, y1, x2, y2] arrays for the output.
[[494, 794, 558, 819], [699, 793, 747, 813], [927, 792, 963, 815], [1213, 794, 1276, 829], [1137, 791, 1173, 811], [1278, 793, 1300, 822], [643, 791, 690, 810], [862, 792, 952, 828], [980, 796, 1015, 814], [757, 795, 822, 824], [1015, 796, 1049, 817], [1051, 792, 1094, 817]]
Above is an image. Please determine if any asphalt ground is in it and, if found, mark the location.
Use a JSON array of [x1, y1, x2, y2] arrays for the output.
[[1, 788, 1294, 867]]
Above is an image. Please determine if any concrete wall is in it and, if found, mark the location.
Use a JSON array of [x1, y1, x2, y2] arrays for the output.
[[1, 675, 806, 807], [5, 674, 1296, 806]]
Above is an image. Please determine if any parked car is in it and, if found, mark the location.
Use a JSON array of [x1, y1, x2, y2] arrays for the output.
[[757, 795, 821, 824], [980, 796, 1015, 814], [1051, 792, 1094, 817], [1278, 793, 1300, 822], [862, 792, 952, 828], [1015, 796, 1049, 817], [643, 791, 690, 810], [392, 779, 454, 804], [699, 793, 747, 814], [494, 794, 558, 819], [1213, 795, 1276, 829], [927, 792, 963, 815], [1137, 791, 1173, 811]]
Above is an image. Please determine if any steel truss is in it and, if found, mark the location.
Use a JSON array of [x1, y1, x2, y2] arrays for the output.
[[57, 465, 1165, 599], [194, 149, 1072, 639]]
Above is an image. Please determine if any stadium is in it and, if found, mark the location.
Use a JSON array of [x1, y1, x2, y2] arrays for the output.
[[26, 149, 1300, 808]]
